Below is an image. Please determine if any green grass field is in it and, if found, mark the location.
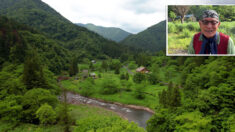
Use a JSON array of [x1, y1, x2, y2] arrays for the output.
[[168, 21, 235, 54], [61, 69, 167, 110]]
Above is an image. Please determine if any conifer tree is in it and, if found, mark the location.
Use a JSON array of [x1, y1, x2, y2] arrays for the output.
[[23, 51, 47, 89], [69, 57, 78, 77], [125, 73, 129, 80], [101, 60, 108, 72]]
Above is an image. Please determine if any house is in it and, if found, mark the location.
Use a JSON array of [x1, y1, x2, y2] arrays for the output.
[[82, 69, 89, 79], [89, 73, 96, 79], [91, 60, 96, 64], [57, 76, 70, 82], [136, 67, 149, 73]]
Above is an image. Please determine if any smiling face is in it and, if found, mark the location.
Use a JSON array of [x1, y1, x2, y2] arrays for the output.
[[199, 17, 220, 38]]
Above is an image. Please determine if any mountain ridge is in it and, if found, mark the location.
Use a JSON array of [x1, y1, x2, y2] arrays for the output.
[[121, 20, 166, 52], [0, 0, 126, 59], [76, 23, 132, 42]]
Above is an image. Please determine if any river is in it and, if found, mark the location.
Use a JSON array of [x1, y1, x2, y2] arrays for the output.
[[64, 92, 154, 129]]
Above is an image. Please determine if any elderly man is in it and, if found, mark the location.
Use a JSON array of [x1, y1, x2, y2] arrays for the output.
[[188, 10, 235, 54]]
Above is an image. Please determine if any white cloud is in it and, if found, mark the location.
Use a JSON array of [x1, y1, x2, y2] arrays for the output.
[[41, 0, 165, 33], [41, 0, 235, 33]]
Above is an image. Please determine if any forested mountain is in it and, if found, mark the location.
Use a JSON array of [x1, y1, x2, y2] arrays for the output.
[[0, 0, 126, 59], [76, 23, 131, 42], [0, 16, 71, 73], [121, 21, 166, 52]]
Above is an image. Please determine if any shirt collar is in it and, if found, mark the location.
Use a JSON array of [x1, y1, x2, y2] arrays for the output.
[[199, 32, 220, 45]]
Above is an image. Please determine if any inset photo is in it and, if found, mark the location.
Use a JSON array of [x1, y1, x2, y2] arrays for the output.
[[167, 5, 235, 56]]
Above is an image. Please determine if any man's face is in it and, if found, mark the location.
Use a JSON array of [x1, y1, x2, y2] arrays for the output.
[[199, 17, 220, 38]]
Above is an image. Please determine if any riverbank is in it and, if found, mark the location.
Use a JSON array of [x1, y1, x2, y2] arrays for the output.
[[64, 92, 154, 128]]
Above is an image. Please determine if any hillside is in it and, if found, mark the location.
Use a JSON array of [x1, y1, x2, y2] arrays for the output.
[[0, 0, 125, 59], [121, 21, 166, 52], [77, 23, 131, 42], [0, 16, 71, 73]]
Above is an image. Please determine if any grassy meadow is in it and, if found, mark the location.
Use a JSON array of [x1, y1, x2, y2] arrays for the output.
[[168, 21, 235, 54], [60, 62, 168, 110]]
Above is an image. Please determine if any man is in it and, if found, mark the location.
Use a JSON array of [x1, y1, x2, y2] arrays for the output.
[[188, 10, 235, 54]]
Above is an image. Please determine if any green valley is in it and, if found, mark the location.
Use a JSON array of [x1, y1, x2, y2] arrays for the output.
[[0, 1, 235, 132]]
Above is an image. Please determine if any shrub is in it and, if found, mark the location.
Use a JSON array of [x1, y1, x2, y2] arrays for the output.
[[100, 78, 120, 94], [168, 23, 176, 33], [187, 23, 199, 31], [133, 72, 145, 84], [22, 88, 58, 123], [182, 29, 191, 38], [120, 80, 133, 92], [36, 103, 56, 125], [230, 27, 235, 34], [176, 24, 184, 32], [134, 83, 146, 99], [79, 79, 94, 97]]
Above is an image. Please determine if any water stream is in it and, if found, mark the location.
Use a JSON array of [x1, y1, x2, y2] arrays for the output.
[[65, 92, 154, 129]]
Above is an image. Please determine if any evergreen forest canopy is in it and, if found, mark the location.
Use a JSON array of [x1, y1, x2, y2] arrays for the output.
[[0, 0, 134, 60], [0, 0, 234, 131], [121, 20, 166, 52]]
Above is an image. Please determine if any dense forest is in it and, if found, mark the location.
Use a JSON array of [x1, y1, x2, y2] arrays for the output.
[[0, 0, 235, 132], [121, 21, 166, 52]]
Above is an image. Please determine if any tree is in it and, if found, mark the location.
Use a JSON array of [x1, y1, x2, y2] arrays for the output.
[[36, 103, 56, 125], [114, 66, 120, 74], [100, 78, 119, 94], [23, 51, 48, 89], [101, 60, 108, 72], [125, 73, 129, 80], [172, 6, 190, 23], [69, 57, 78, 76], [133, 72, 145, 84], [89, 62, 94, 71], [22, 88, 58, 123], [57, 87, 72, 132], [169, 11, 176, 21], [79, 79, 94, 97], [148, 73, 158, 85], [159, 82, 181, 108], [134, 83, 146, 99]]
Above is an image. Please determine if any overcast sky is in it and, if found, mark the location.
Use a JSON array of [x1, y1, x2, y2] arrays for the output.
[[41, 0, 235, 34]]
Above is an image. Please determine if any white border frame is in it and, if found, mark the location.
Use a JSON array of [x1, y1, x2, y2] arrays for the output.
[[166, 4, 235, 56]]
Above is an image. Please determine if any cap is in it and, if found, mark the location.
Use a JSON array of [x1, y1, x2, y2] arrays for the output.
[[201, 10, 219, 20]]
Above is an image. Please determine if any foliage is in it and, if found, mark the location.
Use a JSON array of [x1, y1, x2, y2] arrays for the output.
[[147, 109, 175, 132], [147, 73, 158, 85], [134, 83, 146, 99], [22, 88, 58, 123], [23, 51, 48, 90], [133, 72, 145, 84], [169, 11, 176, 21], [69, 57, 78, 77], [0, 95, 23, 124], [121, 21, 166, 52], [36, 103, 56, 125], [79, 79, 95, 97], [101, 60, 108, 72], [158, 82, 181, 108], [100, 78, 120, 94], [74, 116, 145, 132], [174, 111, 212, 131]]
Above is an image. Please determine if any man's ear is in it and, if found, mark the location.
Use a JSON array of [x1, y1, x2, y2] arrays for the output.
[[199, 20, 202, 27], [218, 22, 221, 27]]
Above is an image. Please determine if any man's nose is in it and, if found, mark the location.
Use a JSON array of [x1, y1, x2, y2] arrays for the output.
[[206, 23, 213, 28]]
